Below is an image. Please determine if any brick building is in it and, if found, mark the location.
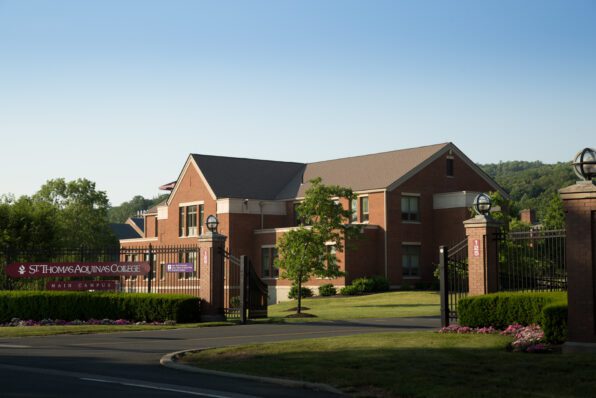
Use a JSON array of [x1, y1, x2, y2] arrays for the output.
[[118, 142, 505, 302]]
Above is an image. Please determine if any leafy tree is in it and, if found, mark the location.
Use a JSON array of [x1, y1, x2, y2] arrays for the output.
[[108, 194, 168, 223], [33, 178, 117, 249], [275, 178, 362, 314], [542, 193, 565, 230]]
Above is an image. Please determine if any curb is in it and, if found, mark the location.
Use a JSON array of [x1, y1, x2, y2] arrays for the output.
[[160, 349, 345, 395]]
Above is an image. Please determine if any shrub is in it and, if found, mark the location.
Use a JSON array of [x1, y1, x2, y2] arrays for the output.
[[340, 276, 391, 295], [318, 284, 336, 296], [458, 291, 567, 343], [371, 275, 390, 292], [0, 291, 201, 323], [541, 301, 568, 344], [288, 286, 313, 300], [339, 285, 360, 295]]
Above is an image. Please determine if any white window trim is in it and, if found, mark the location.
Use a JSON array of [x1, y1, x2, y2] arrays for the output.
[[179, 200, 205, 207]]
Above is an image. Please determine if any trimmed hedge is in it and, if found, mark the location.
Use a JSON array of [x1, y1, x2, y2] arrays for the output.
[[458, 291, 567, 343], [541, 301, 568, 343], [0, 291, 201, 323]]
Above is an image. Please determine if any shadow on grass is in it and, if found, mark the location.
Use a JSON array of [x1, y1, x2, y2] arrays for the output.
[[190, 343, 596, 398]]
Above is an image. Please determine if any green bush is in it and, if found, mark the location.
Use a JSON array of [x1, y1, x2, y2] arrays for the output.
[[288, 286, 313, 300], [458, 291, 567, 343], [339, 285, 360, 295], [0, 291, 201, 323], [340, 276, 390, 295], [318, 284, 336, 296], [541, 301, 568, 343]]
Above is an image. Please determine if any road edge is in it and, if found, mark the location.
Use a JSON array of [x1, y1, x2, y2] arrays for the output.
[[160, 349, 345, 395]]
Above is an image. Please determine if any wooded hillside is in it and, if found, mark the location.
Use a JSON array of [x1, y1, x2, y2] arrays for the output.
[[479, 161, 576, 221]]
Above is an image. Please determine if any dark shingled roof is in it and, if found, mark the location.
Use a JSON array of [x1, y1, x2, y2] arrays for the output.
[[281, 142, 450, 198], [130, 217, 144, 232], [110, 223, 142, 240], [191, 154, 306, 200]]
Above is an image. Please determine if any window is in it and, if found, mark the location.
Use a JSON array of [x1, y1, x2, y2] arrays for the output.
[[186, 205, 198, 236], [446, 157, 454, 177], [178, 207, 185, 237], [261, 246, 278, 278], [401, 196, 419, 222], [402, 245, 420, 277], [154, 217, 159, 237], [198, 204, 204, 235], [360, 196, 369, 222], [160, 262, 165, 280], [350, 198, 357, 223]]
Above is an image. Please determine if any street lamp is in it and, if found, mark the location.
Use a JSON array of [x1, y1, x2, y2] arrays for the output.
[[473, 193, 492, 216], [205, 215, 219, 233], [573, 148, 596, 181]]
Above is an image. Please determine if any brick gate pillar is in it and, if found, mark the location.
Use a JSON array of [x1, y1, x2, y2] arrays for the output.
[[560, 181, 596, 351], [198, 232, 227, 322], [463, 215, 501, 296]]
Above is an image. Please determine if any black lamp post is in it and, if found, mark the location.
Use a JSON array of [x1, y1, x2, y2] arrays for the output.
[[573, 147, 596, 181], [473, 193, 492, 216], [205, 215, 219, 233]]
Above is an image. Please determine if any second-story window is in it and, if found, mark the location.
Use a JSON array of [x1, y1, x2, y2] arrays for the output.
[[360, 196, 369, 222], [186, 205, 198, 236], [261, 246, 279, 278], [199, 204, 204, 235], [401, 196, 420, 222], [178, 207, 185, 237], [154, 217, 159, 237], [350, 198, 358, 223]]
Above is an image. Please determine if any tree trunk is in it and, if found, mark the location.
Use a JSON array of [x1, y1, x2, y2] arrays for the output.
[[297, 272, 302, 314]]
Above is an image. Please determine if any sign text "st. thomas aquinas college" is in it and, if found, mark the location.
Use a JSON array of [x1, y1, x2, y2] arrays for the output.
[[5, 262, 150, 278]]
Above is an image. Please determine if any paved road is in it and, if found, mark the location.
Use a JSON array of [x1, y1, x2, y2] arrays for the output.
[[0, 317, 440, 397]]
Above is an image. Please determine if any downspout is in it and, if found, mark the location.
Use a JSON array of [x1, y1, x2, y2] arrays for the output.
[[259, 201, 265, 229]]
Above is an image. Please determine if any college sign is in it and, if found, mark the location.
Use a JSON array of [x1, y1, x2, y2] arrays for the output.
[[46, 280, 119, 291], [5, 262, 150, 278]]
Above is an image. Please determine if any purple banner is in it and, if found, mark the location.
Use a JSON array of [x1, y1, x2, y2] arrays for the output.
[[165, 262, 195, 273], [6, 262, 150, 278]]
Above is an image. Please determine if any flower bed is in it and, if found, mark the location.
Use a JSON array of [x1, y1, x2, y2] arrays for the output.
[[439, 323, 550, 353], [1, 317, 176, 327]]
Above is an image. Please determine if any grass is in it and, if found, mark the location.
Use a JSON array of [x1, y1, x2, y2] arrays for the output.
[[181, 331, 596, 398], [266, 291, 440, 321], [0, 321, 232, 337]]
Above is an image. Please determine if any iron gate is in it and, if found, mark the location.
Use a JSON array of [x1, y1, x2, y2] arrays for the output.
[[439, 238, 468, 327], [496, 228, 567, 292]]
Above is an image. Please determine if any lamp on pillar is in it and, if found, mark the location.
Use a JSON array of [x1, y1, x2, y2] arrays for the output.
[[572, 147, 596, 182], [472, 193, 492, 216], [206, 215, 219, 233]]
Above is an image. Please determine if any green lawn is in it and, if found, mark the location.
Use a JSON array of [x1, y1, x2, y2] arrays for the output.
[[267, 291, 440, 321], [0, 321, 231, 338], [182, 331, 596, 398]]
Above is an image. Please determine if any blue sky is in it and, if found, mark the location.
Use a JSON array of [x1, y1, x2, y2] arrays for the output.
[[0, 0, 594, 205]]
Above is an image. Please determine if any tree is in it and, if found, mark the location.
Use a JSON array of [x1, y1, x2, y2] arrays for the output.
[[108, 194, 168, 223], [542, 193, 565, 230], [275, 178, 362, 315], [33, 178, 117, 249]]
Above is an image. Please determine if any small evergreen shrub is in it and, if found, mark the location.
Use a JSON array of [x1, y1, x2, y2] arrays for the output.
[[0, 291, 201, 323], [288, 286, 313, 300], [339, 285, 360, 295], [340, 276, 391, 295], [318, 284, 336, 296]]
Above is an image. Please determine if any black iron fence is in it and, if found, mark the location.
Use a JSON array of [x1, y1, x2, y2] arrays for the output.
[[496, 228, 567, 292], [439, 237, 468, 327]]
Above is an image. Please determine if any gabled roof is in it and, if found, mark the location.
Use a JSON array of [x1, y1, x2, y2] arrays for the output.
[[167, 142, 506, 202], [109, 223, 142, 240], [191, 154, 305, 200], [276, 143, 452, 199], [129, 217, 144, 232]]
